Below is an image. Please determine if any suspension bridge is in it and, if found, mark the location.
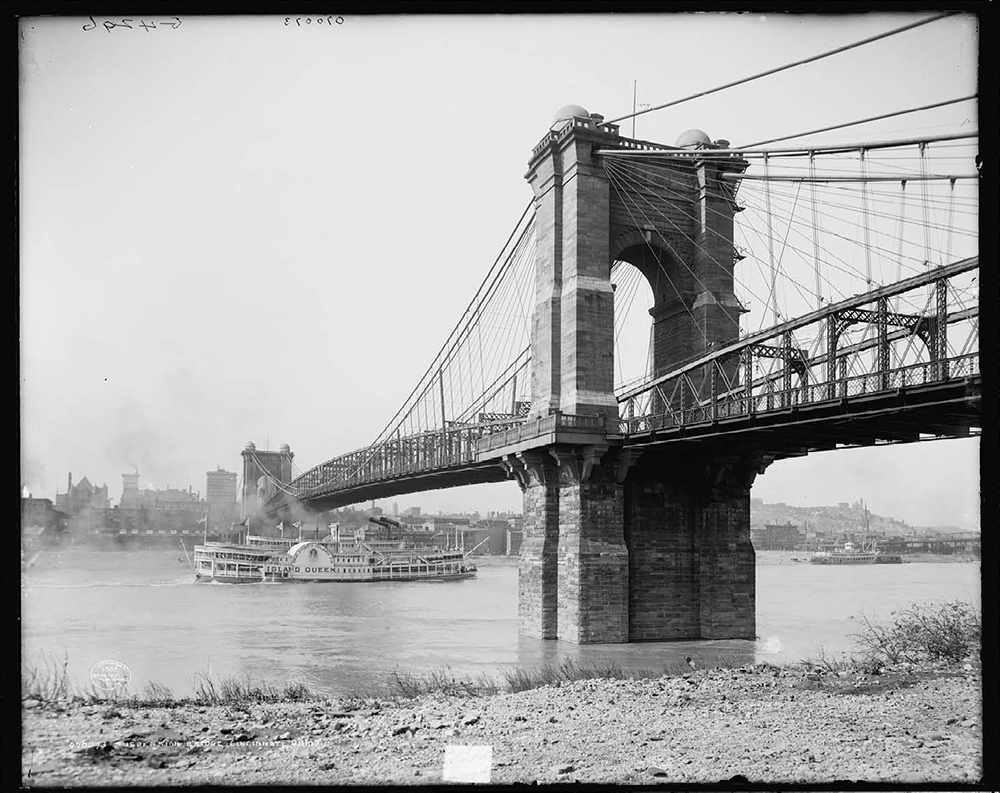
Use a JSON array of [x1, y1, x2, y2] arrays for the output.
[[243, 19, 979, 644]]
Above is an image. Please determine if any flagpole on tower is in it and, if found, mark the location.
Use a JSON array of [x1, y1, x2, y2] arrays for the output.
[[632, 79, 636, 138]]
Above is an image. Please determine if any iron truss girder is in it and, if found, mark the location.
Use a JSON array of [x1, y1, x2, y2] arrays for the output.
[[833, 306, 925, 335], [704, 307, 978, 406], [617, 255, 977, 404], [619, 377, 981, 459], [743, 342, 809, 377]]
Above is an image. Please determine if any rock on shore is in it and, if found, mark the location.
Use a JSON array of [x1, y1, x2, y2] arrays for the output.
[[21, 662, 982, 786]]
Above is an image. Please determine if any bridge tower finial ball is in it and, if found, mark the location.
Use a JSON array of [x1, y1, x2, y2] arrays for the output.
[[676, 128, 712, 148], [245, 442, 255, 451], [552, 103, 591, 124]]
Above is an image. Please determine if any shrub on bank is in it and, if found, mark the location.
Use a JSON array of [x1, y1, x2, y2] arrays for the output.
[[191, 672, 312, 705], [22, 650, 72, 703], [852, 599, 981, 664]]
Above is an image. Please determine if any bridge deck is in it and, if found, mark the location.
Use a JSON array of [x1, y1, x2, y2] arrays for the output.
[[263, 355, 979, 517]]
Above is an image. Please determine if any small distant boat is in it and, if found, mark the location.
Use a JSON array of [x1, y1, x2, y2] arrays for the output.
[[809, 541, 880, 565], [809, 498, 902, 565]]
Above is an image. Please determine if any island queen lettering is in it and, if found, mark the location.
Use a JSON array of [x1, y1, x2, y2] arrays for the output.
[[89, 659, 132, 694]]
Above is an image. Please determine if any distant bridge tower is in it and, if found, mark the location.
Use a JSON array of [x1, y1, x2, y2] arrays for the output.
[[241, 442, 294, 532], [514, 105, 765, 644]]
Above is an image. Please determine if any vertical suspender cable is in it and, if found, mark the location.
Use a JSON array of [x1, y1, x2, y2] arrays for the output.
[[647, 323, 655, 380], [809, 151, 825, 363], [895, 180, 907, 313], [763, 153, 779, 327], [919, 142, 933, 307], [860, 148, 873, 288], [439, 370, 447, 432], [944, 177, 957, 264], [476, 304, 485, 412], [808, 152, 823, 311]]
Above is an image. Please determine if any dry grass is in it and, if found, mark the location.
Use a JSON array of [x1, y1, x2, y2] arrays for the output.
[[342, 655, 749, 702], [22, 652, 313, 708], [25, 650, 756, 708]]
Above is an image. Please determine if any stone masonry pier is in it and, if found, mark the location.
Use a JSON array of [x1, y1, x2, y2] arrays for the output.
[[515, 104, 758, 643]]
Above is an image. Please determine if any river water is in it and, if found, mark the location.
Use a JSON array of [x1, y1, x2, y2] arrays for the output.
[[21, 550, 980, 699]]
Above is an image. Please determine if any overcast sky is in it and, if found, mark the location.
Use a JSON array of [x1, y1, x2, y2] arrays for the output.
[[19, 12, 980, 528]]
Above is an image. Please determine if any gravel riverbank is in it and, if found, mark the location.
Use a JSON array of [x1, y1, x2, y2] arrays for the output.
[[22, 660, 982, 786]]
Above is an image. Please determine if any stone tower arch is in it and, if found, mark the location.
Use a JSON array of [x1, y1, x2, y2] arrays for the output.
[[525, 108, 748, 421]]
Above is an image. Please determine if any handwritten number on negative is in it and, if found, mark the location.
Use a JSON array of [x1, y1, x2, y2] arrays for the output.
[[85, 17, 181, 32]]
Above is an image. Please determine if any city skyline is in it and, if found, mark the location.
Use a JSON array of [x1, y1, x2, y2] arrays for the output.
[[25, 457, 980, 533], [20, 13, 981, 530]]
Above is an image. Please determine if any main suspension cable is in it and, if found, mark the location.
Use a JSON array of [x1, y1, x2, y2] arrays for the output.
[[605, 12, 958, 127]]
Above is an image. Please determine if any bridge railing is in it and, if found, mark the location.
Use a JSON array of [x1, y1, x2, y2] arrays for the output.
[[476, 414, 556, 453], [292, 417, 537, 498], [279, 353, 978, 504], [617, 353, 979, 435], [475, 412, 618, 454]]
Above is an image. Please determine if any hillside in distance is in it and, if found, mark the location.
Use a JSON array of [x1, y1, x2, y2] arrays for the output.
[[749, 498, 975, 538]]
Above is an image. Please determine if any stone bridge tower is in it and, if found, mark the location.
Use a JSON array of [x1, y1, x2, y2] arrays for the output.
[[526, 104, 748, 421], [241, 442, 294, 533], [514, 105, 764, 644]]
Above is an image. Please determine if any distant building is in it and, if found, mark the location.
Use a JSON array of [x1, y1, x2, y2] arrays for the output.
[[116, 470, 209, 543], [21, 497, 67, 545], [424, 516, 471, 530], [205, 467, 239, 534], [473, 519, 514, 555], [752, 522, 804, 550], [458, 527, 493, 555], [121, 472, 205, 513], [206, 467, 237, 505], [55, 473, 110, 514], [120, 472, 147, 509]]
